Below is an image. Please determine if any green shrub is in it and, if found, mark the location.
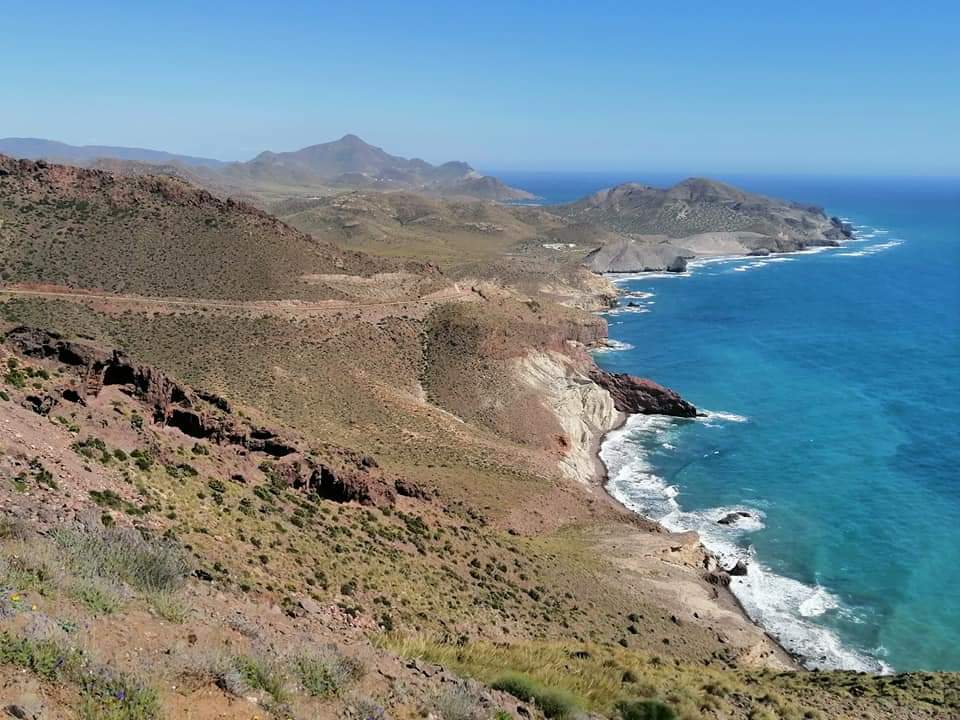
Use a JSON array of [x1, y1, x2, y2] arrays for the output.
[[533, 686, 579, 719], [491, 672, 536, 702], [150, 592, 187, 623], [490, 672, 578, 719], [233, 654, 288, 703], [89, 489, 124, 509], [3, 367, 26, 388], [616, 699, 677, 720], [69, 578, 122, 615], [0, 631, 79, 680], [130, 449, 152, 471]]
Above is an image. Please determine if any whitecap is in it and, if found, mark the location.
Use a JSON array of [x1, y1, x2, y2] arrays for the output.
[[699, 409, 749, 424], [798, 585, 840, 617], [600, 413, 890, 673], [590, 339, 635, 354], [836, 240, 903, 258]]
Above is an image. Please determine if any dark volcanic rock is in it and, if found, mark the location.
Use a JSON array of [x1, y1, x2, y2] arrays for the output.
[[23, 394, 57, 416], [395, 477, 431, 500], [717, 511, 751, 525], [589, 368, 697, 417], [308, 465, 396, 507], [727, 560, 749, 576], [705, 569, 732, 587]]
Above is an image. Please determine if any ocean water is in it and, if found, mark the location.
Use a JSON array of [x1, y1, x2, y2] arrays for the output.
[[497, 172, 960, 672]]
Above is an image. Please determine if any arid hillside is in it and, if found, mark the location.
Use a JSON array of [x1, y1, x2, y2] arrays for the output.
[[0, 155, 446, 302], [0, 158, 955, 720], [274, 190, 621, 309]]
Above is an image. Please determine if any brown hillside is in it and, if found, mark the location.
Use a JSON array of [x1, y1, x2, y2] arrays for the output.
[[0, 155, 436, 301]]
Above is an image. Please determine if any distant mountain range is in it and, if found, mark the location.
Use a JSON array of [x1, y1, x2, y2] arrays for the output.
[[0, 137, 227, 169], [0, 134, 534, 203]]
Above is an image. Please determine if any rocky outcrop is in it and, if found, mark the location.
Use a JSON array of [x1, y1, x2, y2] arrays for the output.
[[6, 325, 262, 445], [589, 369, 697, 418], [718, 511, 751, 526], [6, 326, 428, 508], [727, 560, 749, 577]]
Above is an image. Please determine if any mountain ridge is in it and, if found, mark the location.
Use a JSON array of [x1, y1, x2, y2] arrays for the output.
[[0, 134, 534, 203]]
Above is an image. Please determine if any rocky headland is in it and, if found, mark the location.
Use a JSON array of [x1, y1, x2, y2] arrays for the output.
[[568, 178, 854, 273]]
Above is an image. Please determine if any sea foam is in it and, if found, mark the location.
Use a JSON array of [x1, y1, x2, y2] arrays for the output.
[[601, 412, 890, 673]]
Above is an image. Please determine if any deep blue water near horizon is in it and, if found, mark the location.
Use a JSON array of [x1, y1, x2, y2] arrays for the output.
[[497, 171, 960, 672]]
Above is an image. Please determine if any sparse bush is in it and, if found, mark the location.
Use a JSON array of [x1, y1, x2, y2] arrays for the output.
[[294, 645, 364, 698], [73, 437, 111, 463], [434, 683, 485, 720], [0, 631, 159, 719], [68, 577, 123, 615], [53, 526, 190, 594], [231, 654, 288, 704], [349, 696, 387, 720], [0, 517, 32, 541], [77, 666, 161, 720], [150, 592, 187, 623]]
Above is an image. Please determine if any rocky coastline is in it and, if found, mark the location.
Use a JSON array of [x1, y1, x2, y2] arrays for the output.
[[564, 299, 801, 670]]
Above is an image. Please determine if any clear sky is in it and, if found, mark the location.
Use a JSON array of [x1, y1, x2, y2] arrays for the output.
[[4, 1, 958, 175]]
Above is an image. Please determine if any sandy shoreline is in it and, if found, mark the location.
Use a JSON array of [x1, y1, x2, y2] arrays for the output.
[[587, 370, 803, 671]]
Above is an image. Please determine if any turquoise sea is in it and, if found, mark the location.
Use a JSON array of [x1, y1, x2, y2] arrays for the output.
[[497, 172, 960, 672]]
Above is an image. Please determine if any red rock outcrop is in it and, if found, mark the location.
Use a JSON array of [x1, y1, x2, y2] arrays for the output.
[[589, 368, 697, 418], [6, 326, 427, 507]]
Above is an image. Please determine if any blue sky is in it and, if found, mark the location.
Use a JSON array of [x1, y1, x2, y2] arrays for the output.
[[3, 1, 958, 175]]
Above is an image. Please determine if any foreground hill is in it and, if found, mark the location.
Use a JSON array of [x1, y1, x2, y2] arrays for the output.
[[0, 134, 534, 204], [0, 157, 955, 719], [563, 178, 852, 272]]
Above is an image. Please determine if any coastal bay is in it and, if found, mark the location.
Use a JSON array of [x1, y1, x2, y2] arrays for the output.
[[576, 175, 960, 672]]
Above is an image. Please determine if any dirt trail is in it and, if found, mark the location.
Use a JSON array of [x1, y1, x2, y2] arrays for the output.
[[0, 283, 477, 316]]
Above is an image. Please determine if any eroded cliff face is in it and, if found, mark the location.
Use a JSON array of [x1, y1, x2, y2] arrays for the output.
[[513, 351, 621, 485]]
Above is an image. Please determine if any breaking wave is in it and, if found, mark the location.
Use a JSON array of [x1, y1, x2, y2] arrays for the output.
[[601, 413, 890, 673]]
